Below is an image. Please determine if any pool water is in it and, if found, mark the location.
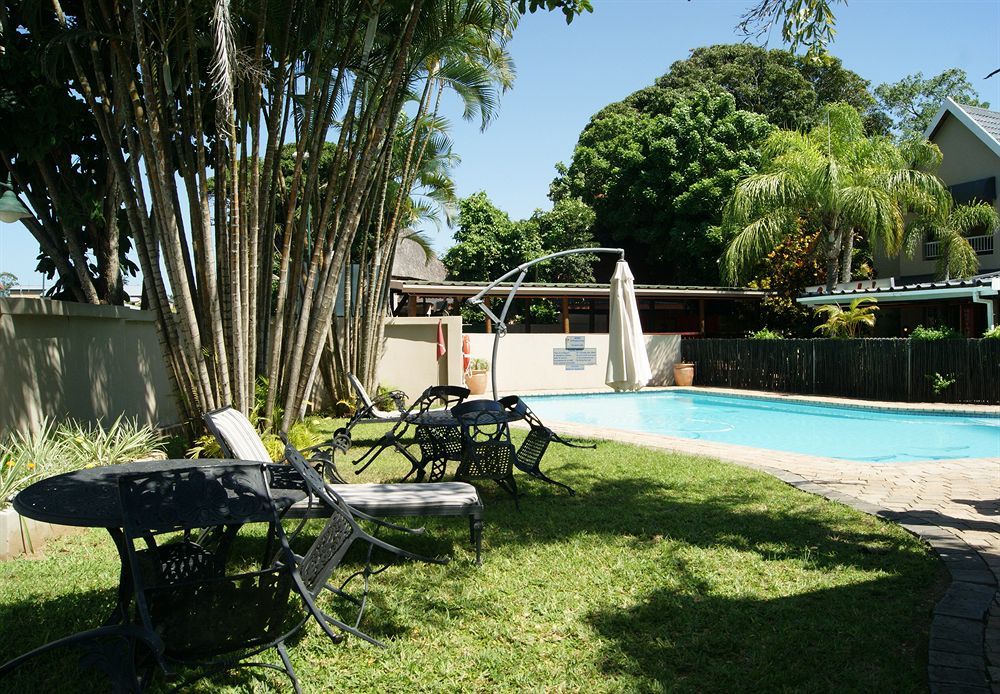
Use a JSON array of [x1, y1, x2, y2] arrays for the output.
[[527, 390, 1000, 462]]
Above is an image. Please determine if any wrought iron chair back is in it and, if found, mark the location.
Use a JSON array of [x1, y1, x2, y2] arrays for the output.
[[498, 395, 593, 495], [118, 463, 340, 691], [453, 401, 519, 505], [352, 384, 469, 480], [282, 443, 449, 647], [204, 406, 346, 483], [332, 374, 409, 452]]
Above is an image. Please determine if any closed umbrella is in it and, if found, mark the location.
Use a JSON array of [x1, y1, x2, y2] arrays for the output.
[[606, 260, 651, 391]]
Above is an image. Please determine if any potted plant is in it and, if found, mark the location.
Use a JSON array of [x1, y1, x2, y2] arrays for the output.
[[465, 357, 489, 395], [673, 361, 695, 387]]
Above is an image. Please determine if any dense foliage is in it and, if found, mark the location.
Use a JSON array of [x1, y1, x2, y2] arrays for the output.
[[722, 103, 947, 291], [747, 225, 827, 336], [552, 88, 773, 284], [443, 192, 597, 324], [874, 68, 990, 140], [552, 44, 886, 286], [655, 44, 875, 132]]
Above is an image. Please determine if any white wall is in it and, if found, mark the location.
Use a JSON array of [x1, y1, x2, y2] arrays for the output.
[[0, 299, 180, 434], [466, 332, 681, 394], [377, 316, 464, 401]]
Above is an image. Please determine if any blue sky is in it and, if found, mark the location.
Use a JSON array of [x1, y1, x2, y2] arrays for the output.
[[3, 0, 1000, 287]]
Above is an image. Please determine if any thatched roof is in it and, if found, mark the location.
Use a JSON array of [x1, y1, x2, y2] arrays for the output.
[[392, 237, 447, 282]]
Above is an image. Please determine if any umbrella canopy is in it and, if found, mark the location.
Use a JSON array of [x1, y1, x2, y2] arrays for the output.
[[606, 260, 652, 391]]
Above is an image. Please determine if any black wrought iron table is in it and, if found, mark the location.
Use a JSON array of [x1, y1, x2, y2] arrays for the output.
[[13, 459, 304, 624], [405, 409, 523, 482]]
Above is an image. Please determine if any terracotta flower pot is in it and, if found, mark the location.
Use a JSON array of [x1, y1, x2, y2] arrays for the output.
[[465, 370, 489, 395], [673, 362, 695, 387]]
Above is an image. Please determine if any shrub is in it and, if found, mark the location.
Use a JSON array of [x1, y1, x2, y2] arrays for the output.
[[57, 415, 165, 469], [1, 417, 165, 509], [983, 325, 1000, 339], [468, 357, 489, 371], [910, 324, 961, 340], [749, 328, 783, 340]]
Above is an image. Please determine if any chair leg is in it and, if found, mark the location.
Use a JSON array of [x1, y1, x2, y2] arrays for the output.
[[531, 470, 577, 496], [470, 516, 483, 565], [499, 476, 519, 510], [276, 642, 302, 694]]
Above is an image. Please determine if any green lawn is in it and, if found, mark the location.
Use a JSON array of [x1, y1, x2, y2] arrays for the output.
[[0, 420, 943, 692]]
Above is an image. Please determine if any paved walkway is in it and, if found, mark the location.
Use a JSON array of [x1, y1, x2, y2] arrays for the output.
[[537, 398, 1000, 693]]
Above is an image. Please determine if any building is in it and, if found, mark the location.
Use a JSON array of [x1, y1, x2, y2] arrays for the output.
[[799, 99, 1000, 336], [876, 98, 999, 283], [390, 279, 767, 337]]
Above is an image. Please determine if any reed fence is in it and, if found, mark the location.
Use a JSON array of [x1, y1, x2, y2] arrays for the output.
[[680, 338, 1000, 404]]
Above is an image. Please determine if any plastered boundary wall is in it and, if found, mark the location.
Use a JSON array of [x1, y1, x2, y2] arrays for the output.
[[467, 332, 681, 394], [378, 316, 465, 401], [0, 298, 180, 435]]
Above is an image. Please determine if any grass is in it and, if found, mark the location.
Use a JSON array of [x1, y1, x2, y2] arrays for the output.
[[0, 420, 944, 692]]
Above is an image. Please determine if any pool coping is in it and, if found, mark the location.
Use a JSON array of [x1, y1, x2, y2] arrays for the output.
[[522, 417, 1000, 692]]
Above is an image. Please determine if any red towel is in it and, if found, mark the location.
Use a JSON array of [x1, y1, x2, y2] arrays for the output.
[[436, 319, 447, 360]]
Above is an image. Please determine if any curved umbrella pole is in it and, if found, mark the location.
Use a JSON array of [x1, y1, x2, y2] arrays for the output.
[[466, 248, 625, 400]]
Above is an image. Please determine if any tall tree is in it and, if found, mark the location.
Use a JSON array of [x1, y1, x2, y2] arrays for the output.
[[722, 103, 948, 291], [553, 88, 773, 284], [874, 69, 990, 139], [656, 44, 874, 132], [0, 4, 137, 304]]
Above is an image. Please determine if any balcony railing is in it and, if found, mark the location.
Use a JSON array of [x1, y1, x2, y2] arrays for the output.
[[923, 234, 995, 260]]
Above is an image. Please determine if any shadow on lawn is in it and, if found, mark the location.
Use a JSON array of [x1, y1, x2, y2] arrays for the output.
[[585, 572, 936, 692]]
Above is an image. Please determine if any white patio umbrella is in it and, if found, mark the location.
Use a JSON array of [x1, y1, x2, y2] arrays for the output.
[[606, 260, 652, 391]]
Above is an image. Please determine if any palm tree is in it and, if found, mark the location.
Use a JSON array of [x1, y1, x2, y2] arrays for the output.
[[813, 298, 878, 338], [905, 201, 999, 280], [721, 103, 948, 291]]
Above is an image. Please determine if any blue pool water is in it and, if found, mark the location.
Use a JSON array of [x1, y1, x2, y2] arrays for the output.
[[527, 391, 1000, 462]]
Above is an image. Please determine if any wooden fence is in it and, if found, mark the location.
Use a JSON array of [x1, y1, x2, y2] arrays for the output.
[[680, 338, 1000, 404]]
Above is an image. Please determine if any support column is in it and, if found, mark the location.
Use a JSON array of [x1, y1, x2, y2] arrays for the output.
[[407, 295, 418, 317], [698, 298, 706, 336], [561, 297, 570, 334], [484, 297, 492, 334]]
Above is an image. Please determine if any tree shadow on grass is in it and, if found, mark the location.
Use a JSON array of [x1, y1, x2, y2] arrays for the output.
[[481, 473, 936, 576], [585, 572, 939, 692]]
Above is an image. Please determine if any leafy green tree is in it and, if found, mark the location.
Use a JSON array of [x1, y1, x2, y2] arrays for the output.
[[520, 198, 598, 283], [905, 201, 999, 280], [1, 4, 137, 304], [747, 224, 827, 336], [0, 272, 17, 297], [737, 0, 845, 59], [813, 298, 878, 338], [553, 88, 773, 284], [722, 103, 947, 291], [874, 69, 989, 139], [443, 192, 543, 282], [656, 44, 874, 131]]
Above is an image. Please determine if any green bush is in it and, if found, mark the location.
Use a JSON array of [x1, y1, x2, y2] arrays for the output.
[[1, 416, 165, 508], [749, 328, 783, 340], [909, 324, 962, 340], [982, 325, 1000, 339]]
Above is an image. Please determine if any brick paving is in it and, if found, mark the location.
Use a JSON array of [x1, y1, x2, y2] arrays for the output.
[[534, 404, 1000, 693]]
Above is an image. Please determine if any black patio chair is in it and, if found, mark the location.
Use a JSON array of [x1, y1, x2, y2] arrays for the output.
[[0, 623, 164, 692], [498, 395, 595, 496], [353, 384, 469, 481], [281, 442, 450, 646], [330, 373, 408, 452], [204, 406, 347, 484], [117, 463, 342, 693], [453, 399, 519, 507]]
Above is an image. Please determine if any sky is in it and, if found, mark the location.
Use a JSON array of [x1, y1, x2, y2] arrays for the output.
[[3, 0, 1000, 288]]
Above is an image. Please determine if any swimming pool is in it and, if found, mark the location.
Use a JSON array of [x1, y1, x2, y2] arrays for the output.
[[527, 390, 1000, 462]]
